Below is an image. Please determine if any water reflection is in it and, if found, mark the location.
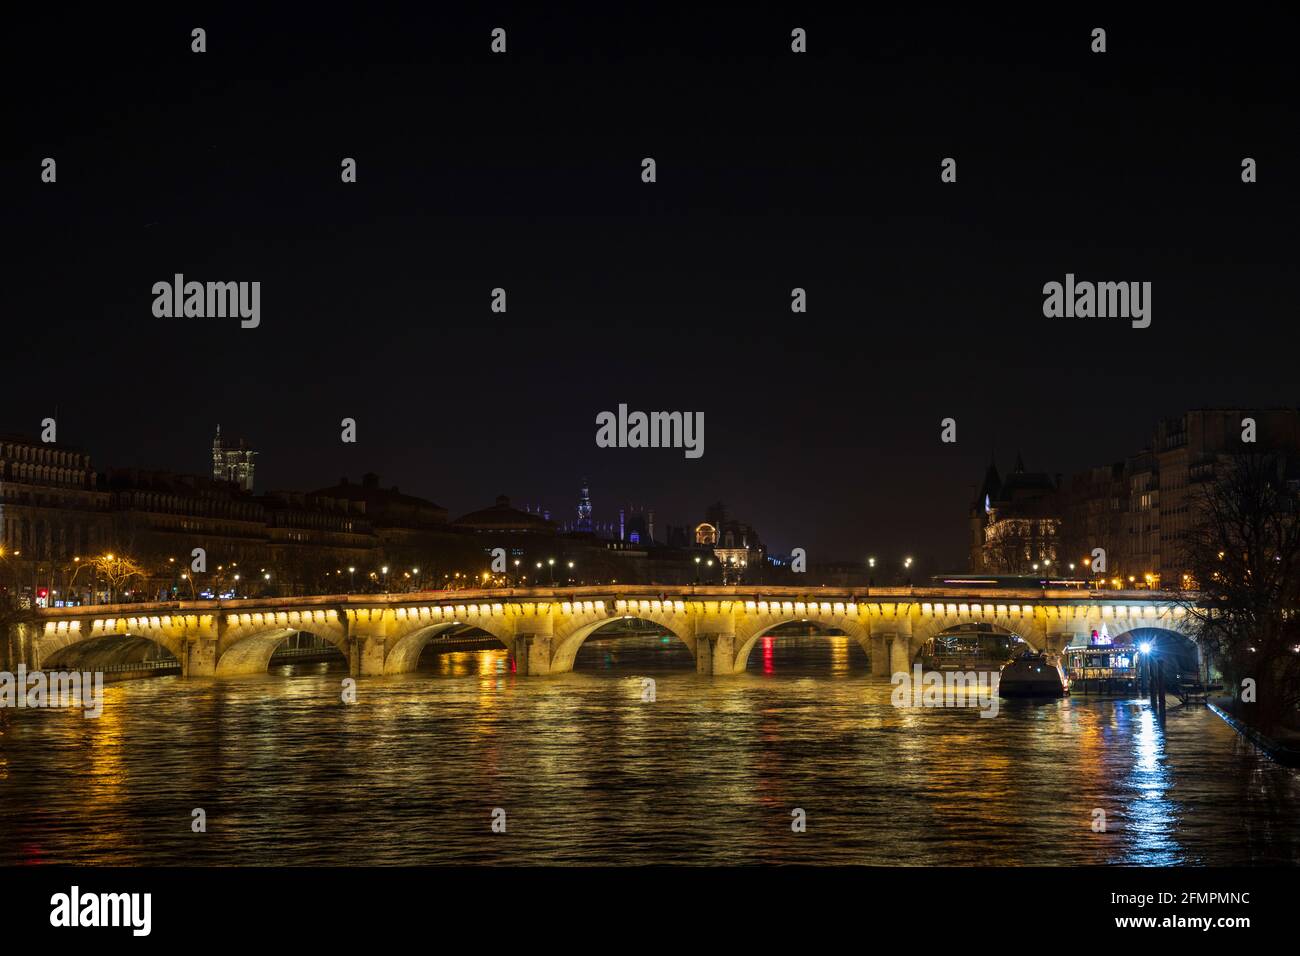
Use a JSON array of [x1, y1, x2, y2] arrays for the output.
[[1119, 707, 1180, 865], [0, 633, 1296, 865]]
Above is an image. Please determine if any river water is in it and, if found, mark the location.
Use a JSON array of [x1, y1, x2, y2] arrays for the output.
[[1, 633, 1297, 865]]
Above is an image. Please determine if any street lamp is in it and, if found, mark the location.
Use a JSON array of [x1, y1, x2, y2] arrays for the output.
[[66, 556, 90, 605]]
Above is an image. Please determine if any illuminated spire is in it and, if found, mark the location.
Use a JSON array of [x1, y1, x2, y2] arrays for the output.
[[577, 478, 593, 533]]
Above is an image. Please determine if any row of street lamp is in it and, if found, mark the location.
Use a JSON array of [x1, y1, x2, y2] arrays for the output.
[[863, 556, 914, 586]]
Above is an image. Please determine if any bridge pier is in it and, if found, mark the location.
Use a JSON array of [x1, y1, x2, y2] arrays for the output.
[[350, 635, 386, 677], [714, 633, 737, 674], [885, 618, 915, 676], [3, 622, 36, 670], [1045, 630, 1077, 658], [887, 636, 913, 675], [184, 637, 218, 677], [694, 634, 713, 673], [868, 623, 891, 676], [692, 602, 739, 675], [694, 633, 738, 675], [515, 633, 555, 675]]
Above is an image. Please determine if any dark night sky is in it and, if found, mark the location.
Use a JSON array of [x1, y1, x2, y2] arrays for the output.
[[4, 7, 1298, 567]]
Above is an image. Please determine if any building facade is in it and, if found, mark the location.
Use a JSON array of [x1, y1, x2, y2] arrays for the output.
[[212, 425, 256, 491], [967, 409, 1300, 587], [694, 501, 764, 583], [0, 435, 112, 564], [968, 455, 1061, 574]]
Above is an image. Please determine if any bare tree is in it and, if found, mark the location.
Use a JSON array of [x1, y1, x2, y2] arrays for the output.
[[1182, 453, 1300, 731], [982, 518, 1055, 575], [89, 553, 146, 603]]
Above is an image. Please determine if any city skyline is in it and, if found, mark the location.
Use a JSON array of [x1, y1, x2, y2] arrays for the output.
[[7, 10, 1297, 569], [2, 403, 1294, 610]]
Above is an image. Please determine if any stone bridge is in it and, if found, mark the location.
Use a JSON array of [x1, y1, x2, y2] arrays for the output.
[[11, 585, 1196, 678]]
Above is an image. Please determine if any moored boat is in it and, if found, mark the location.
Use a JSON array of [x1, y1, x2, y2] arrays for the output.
[[998, 650, 1069, 698]]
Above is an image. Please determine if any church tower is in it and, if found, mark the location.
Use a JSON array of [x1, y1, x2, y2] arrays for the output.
[[576, 478, 594, 533], [212, 425, 257, 491]]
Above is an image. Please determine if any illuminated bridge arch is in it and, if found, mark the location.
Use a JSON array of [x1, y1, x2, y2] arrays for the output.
[[548, 612, 692, 674], [40, 632, 179, 671], [34, 614, 188, 670], [383, 620, 515, 674], [911, 612, 1048, 656], [1108, 625, 1202, 676], [730, 601, 870, 673], [216, 610, 350, 676]]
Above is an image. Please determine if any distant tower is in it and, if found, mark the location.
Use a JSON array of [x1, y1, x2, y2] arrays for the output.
[[212, 425, 257, 491], [577, 478, 594, 533]]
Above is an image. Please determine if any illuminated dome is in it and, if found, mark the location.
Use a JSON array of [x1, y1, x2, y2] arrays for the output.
[[694, 522, 718, 545]]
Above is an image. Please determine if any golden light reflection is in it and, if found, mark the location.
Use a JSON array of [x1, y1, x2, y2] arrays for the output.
[[829, 636, 850, 671], [80, 679, 132, 862]]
